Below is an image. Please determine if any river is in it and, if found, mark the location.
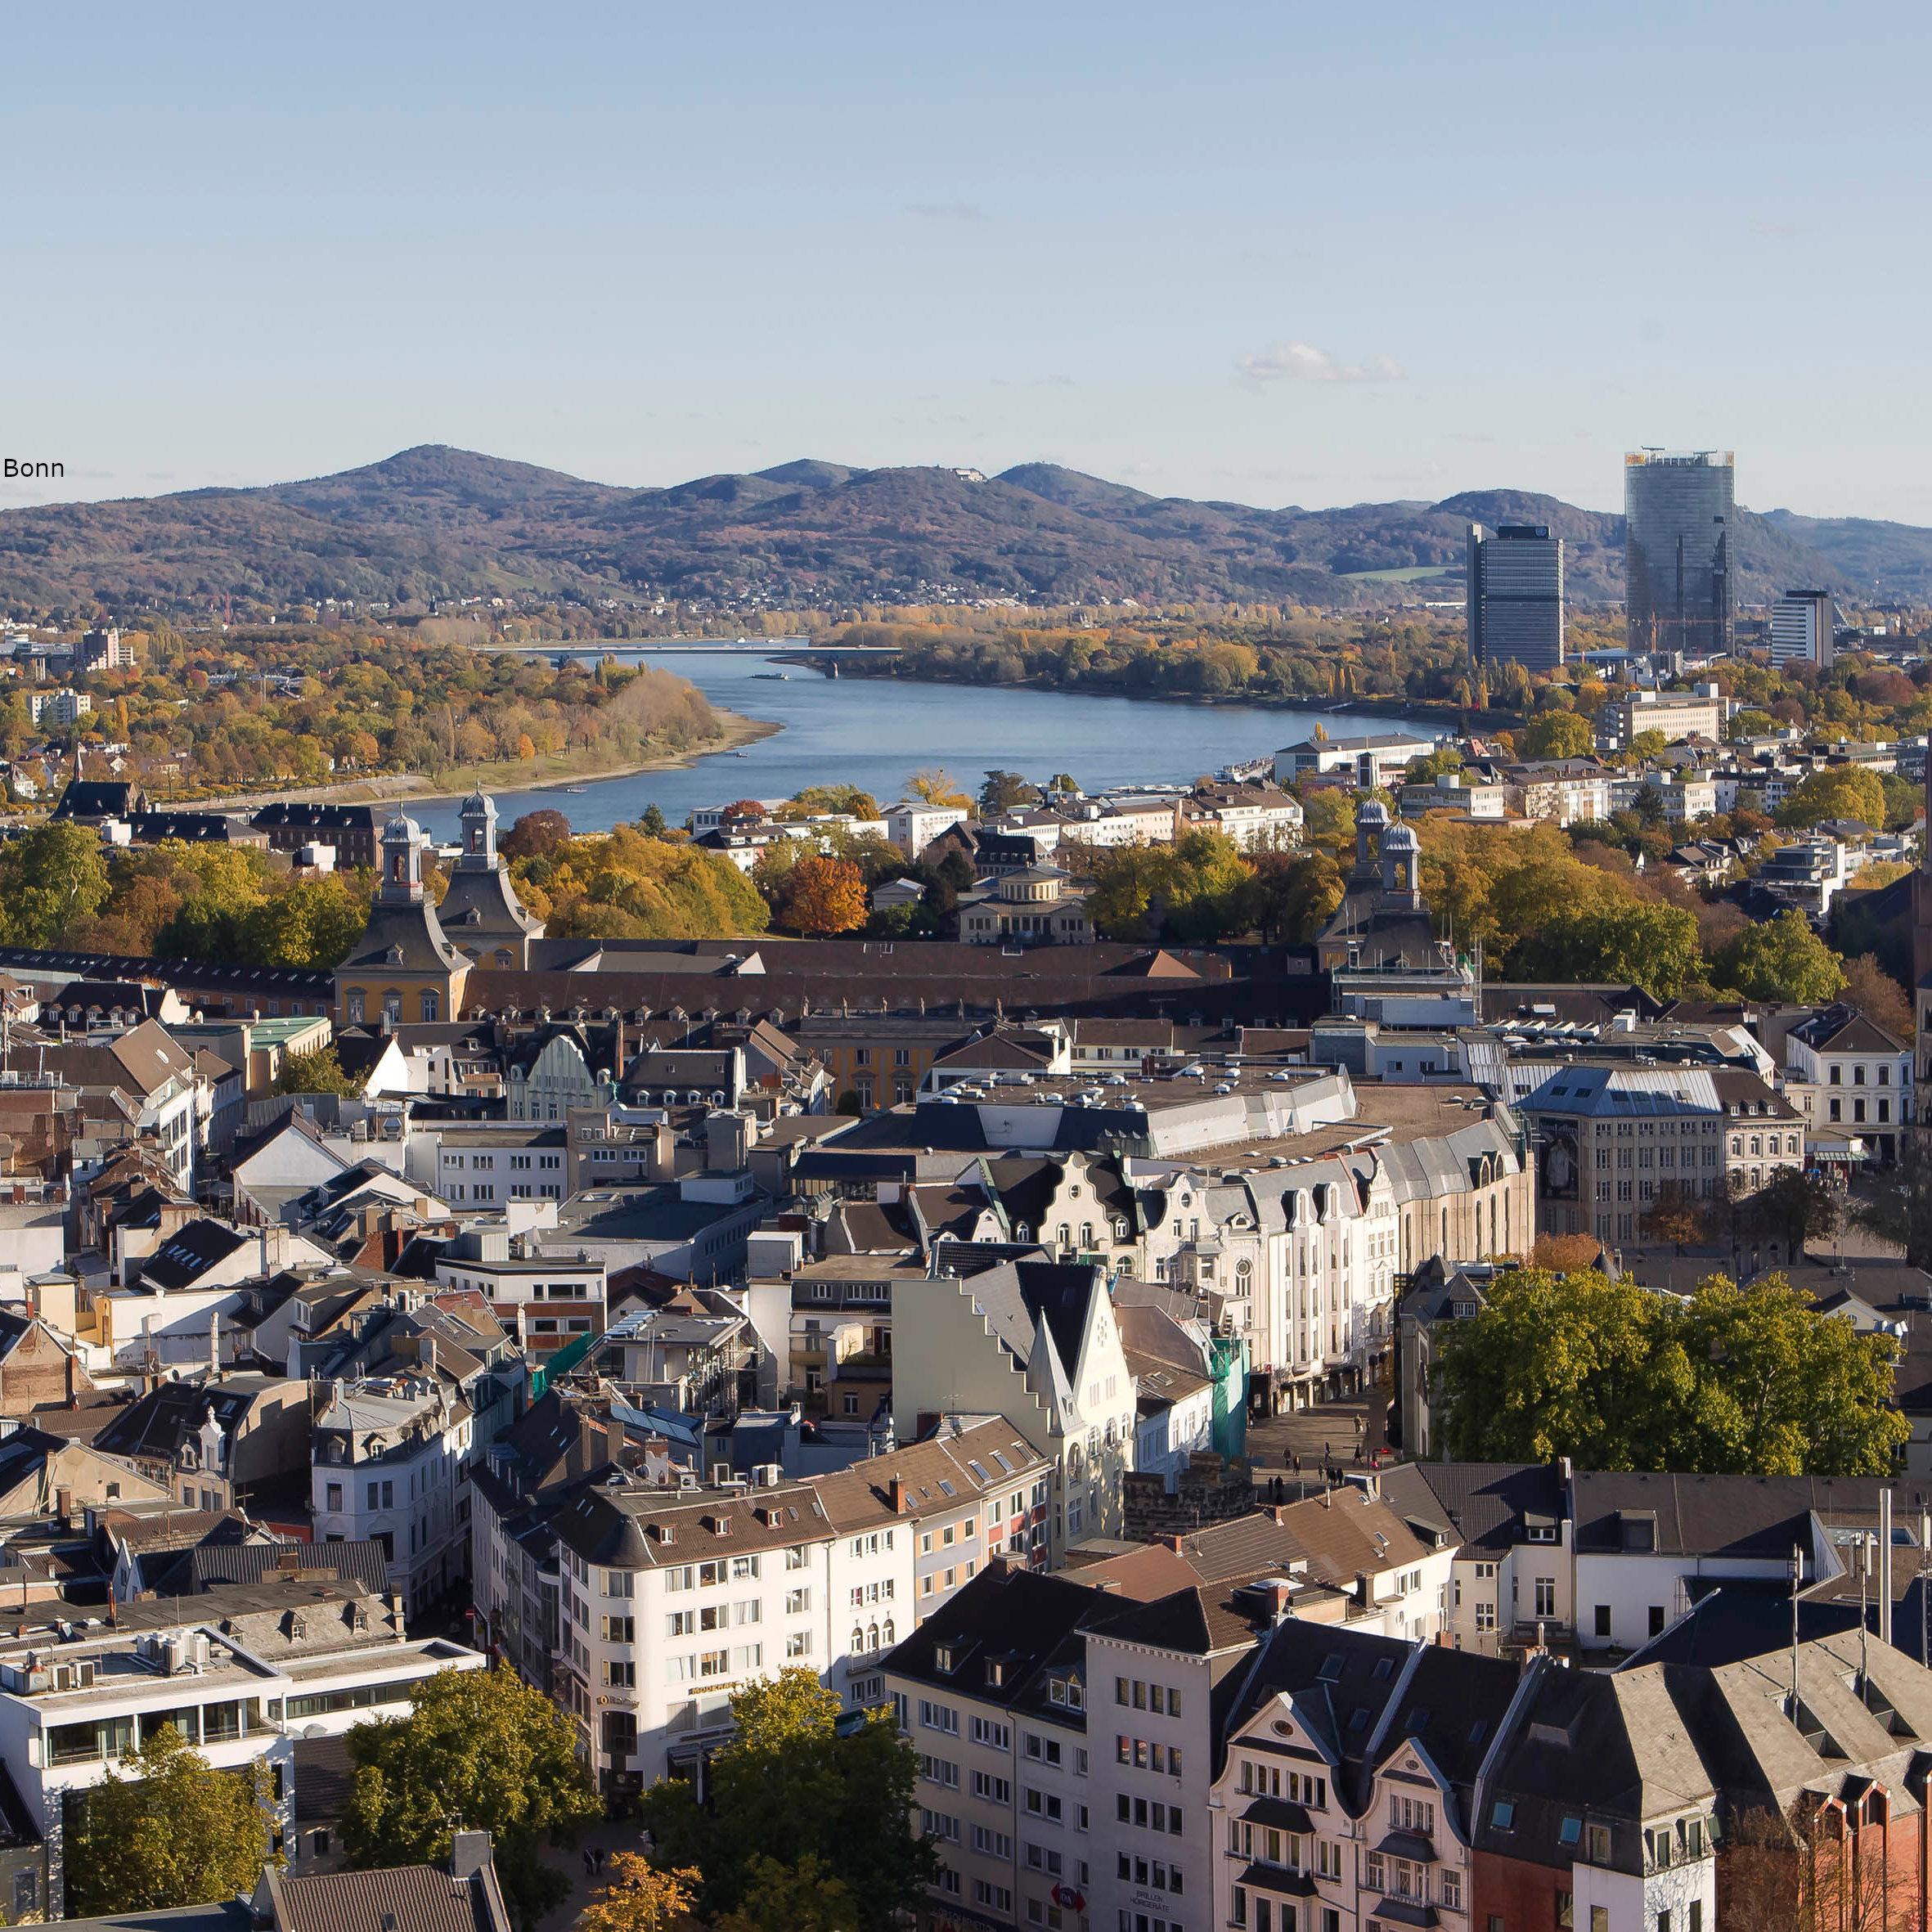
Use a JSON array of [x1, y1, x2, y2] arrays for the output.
[[405, 647, 1434, 841]]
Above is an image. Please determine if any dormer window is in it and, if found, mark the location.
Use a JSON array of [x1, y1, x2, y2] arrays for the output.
[[933, 1644, 955, 1674]]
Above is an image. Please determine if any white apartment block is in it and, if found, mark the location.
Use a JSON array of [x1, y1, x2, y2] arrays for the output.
[[480, 1420, 1045, 1796], [432, 1221, 605, 1361], [310, 1375, 474, 1611], [0, 1585, 481, 1916]]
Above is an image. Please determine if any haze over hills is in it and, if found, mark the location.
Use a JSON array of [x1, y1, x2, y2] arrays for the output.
[[0, 444, 1923, 619]]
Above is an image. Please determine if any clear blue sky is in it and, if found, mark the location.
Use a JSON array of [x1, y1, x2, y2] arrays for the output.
[[4, 2, 1926, 522]]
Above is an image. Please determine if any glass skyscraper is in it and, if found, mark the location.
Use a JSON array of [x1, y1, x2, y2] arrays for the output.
[[1624, 450, 1735, 655], [1466, 522, 1564, 672]]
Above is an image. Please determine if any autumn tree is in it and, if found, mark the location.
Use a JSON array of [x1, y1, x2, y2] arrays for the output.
[[0, 820, 110, 948], [1431, 1267, 1906, 1475], [773, 854, 868, 935], [638, 1669, 932, 1932], [1774, 764, 1887, 831], [1837, 953, 1915, 1038], [1521, 711, 1594, 759], [272, 1045, 366, 1098], [341, 1661, 601, 1929], [579, 1854, 701, 1932], [500, 810, 574, 860], [905, 767, 971, 810], [1711, 908, 1844, 1004], [64, 1724, 277, 1916], [1638, 1183, 1709, 1254]]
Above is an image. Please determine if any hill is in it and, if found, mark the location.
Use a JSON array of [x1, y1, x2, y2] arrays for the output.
[[0, 445, 1908, 619]]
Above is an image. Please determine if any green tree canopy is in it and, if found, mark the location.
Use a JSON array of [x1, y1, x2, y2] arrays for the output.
[[1431, 1267, 1907, 1474], [1521, 711, 1594, 759], [638, 1667, 933, 1932], [1712, 907, 1845, 1004], [341, 1663, 600, 1930], [0, 820, 110, 948], [64, 1724, 277, 1917], [1774, 764, 1887, 831], [1510, 899, 1701, 998], [272, 1045, 365, 1098]]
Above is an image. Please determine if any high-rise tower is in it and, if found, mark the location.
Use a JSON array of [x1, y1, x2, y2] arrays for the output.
[[1467, 523, 1565, 673], [1624, 450, 1735, 656]]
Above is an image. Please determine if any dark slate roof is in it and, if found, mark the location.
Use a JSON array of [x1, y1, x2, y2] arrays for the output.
[[1570, 1471, 1932, 1560], [883, 1561, 1111, 1705], [1380, 1462, 1566, 1558], [92, 1379, 274, 1462], [137, 1220, 249, 1292], [250, 804, 380, 832], [144, 1538, 392, 1601], [50, 1907, 251, 1932], [52, 781, 141, 820]]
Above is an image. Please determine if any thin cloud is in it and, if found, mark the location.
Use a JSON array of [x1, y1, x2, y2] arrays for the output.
[[1238, 340, 1404, 384], [902, 201, 987, 222], [1751, 218, 1800, 236]]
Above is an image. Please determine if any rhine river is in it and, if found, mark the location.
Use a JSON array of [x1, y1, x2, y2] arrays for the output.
[[406, 647, 1434, 842]]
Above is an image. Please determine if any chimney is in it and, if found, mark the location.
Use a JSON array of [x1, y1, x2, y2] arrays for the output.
[[448, 1831, 492, 1883], [605, 1418, 626, 1468], [888, 1478, 908, 1515], [1161, 1534, 1184, 1553], [55, 1486, 72, 1525], [1355, 1570, 1372, 1607], [64, 1348, 78, 1409]]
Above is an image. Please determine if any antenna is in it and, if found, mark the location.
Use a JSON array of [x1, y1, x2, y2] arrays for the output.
[[1789, 1541, 1802, 1712]]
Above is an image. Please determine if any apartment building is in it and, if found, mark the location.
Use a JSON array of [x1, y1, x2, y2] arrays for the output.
[[309, 1373, 474, 1611], [0, 1581, 482, 1915], [892, 1259, 1137, 1562], [1600, 687, 1726, 748], [479, 1418, 1045, 1798], [1786, 1005, 1912, 1164], [435, 1126, 568, 1203], [431, 1221, 605, 1359], [1512, 1063, 1804, 1248]]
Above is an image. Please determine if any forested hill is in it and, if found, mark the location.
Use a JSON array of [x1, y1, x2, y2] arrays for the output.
[[0, 443, 1908, 618]]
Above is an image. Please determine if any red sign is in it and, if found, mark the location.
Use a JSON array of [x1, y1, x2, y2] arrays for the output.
[[1050, 1885, 1086, 1912]]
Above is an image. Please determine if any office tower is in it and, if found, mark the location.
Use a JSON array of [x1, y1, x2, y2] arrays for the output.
[[1770, 588, 1835, 668], [1466, 522, 1565, 673], [1624, 449, 1735, 655]]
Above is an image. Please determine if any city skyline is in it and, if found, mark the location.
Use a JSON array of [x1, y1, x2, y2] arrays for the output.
[[3, 5, 1930, 522]]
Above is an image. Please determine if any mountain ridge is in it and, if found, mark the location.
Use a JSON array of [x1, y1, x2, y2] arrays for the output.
[[0, 444, 1920, 618]]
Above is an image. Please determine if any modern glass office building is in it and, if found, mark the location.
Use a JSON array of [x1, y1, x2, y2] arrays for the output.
[[1466, 522, 1564, 672], [1624, 450, 1735, 654]]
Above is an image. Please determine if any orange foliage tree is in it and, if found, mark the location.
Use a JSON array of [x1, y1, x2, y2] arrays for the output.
[[779, 854, 867, 935]]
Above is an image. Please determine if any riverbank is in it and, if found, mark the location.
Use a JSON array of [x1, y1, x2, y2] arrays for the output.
[[135, 707, 780, 816]]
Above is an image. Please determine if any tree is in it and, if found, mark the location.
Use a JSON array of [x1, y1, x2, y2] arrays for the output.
[[1626, 728, 1669, 762], [272, 1045, 364, 1098], [774, 854, 867, 935], [1521, 712, 1593, 759], [905, 767, 971, 810], [1297, 788, 1355, 858], [979, 770, 1039, 816], [638, 1668, 933, 1932], [713, 1855, 857, 1932], [1244, 850, 1344, 943], [1774, 765, 1887, 831], [341, 1662, 601, 1930], [578, 1854, 701, 1932], [1847, 1126, 1932, 1264], [1430, 1266, 1906, 1475], [1839, 953, 1913, 1039], [1639, 1183, 1709, 1254], [1712, 908, 1844, 1004], [500, 810, 573, 860], [0, 820, 110, 948], [1512, 900, 1701, 999], [639, 803, 670, 838], [1728, 1166, 1842, 1260], [63, 1724, 276, 1917], [240, 875, 369, 968]]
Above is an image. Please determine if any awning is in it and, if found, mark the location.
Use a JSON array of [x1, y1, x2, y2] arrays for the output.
[[1376, 1830, 1439, 1864], [1241, 1796, 1316, 1832], [1235, 1864, 1319, 1897]]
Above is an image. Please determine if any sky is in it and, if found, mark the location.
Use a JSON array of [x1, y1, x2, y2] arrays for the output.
[[3, 2, 1928, 522]]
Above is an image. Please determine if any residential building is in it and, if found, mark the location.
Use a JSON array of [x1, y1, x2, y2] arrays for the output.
[[1786, 1004, 1912, 1163], [309, 1373, 474, 1610], [1274, 733, 1437, 792], [431, 1219, 604, 1359], [0, 1582, 482, 1916], [1771, 587, 1835, 667], [1624, 449, 1736, 655], [1512, 1063, 1803, 1249], [1601, 686, 1726, 748], [887, 801, 973, 855], [1467, 521, 1565, 673], [892, 1260, 1136, 1561]]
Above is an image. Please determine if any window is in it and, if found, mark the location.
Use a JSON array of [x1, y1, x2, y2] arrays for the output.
[[1588, 1823, 1611, 1864], [1026, 1789, 1063, 1822], [973, 1770, 1011, 1804], [919, 1701, 959, 1735], [1595, 1604, 1611, 1638]]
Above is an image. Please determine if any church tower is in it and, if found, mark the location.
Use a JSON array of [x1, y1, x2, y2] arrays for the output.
[[334, 811, 470, 1029], [438, 789, 545, 968]]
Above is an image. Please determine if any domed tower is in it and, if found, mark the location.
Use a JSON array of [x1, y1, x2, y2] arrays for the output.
[[333, 809, 469, 1030], [1378, 821, 1426, 914], [1352, 798, 1388, 887], [438, 789, 545, 968]]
